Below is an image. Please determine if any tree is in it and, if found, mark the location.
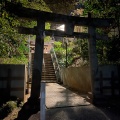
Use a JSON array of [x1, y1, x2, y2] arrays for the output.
[[0, 0, 52, 63], [54, 40, 74, 67], [81, 0, 120, 64], [0, 0, 75, 63], [0, 1, 27, 58]]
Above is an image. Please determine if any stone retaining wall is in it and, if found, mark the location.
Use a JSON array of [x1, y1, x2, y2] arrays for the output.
[[0, 64, 27, 101]]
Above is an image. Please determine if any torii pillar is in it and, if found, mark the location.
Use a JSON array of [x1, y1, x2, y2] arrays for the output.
[[16, 20, 45, 120], [30, 19, 45, 100], [88, 13, 98, 102]]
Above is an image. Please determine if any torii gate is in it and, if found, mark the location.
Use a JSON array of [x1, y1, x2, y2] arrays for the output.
[[5, 2, 113, 103]]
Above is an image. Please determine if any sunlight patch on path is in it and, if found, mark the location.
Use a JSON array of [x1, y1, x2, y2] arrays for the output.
[[46, 83, 90, 108]]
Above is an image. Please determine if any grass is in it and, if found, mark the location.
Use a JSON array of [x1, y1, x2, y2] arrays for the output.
[[0, 97, 23, 119]]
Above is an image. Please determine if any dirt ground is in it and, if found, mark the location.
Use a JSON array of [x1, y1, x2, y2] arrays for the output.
[[3, 108, 21, 120], [3, 103, 120, 120]]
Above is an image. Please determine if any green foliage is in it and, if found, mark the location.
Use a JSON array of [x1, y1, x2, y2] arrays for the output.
[[54, 41, 66, 66], [0, 1, 29, 63], [15, 0, 51, 12], [73, 39, 89, 61], [44, 36, 51, 42], [45, 22, 51, 29], [43, 0, 74, 14], [83, 0, 120, 18], [0, 0, 73, 64], [54, 41, 62, 47], [67, 47, 73, 65], [2, 101, 17, 112], [1, 57, 28, 64], [0, 0, 51, 64], [82, 0, 120, 64], [54, 40, 75, 67], [54, 39, 89, 67], [1, 0, 119, 66], [0, 101, 17, 119], [19, 19, 37, 28], [44, 22, 51, 42]]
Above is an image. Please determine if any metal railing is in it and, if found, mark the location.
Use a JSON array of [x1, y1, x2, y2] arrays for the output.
[[50, 47, 62, 83]]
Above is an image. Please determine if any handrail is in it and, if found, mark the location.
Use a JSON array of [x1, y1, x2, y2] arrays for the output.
[[50, 47, 61, 83]]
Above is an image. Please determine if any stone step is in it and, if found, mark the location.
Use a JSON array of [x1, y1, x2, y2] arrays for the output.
[[42, 69, 54, 71], [42, 65, 54, 67], [42, 74, 56, 76], [42, 70, 55, 72], [41, 80, 56, 83], [43, 62, 53, 66], [42, 72, 55, 74], [42, 76, 56, 79], [42, 79, 56, 81], [42, 77, 56, 79]]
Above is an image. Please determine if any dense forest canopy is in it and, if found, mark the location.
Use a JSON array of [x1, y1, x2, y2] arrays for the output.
[[0, 0, 119, 65], [54, 0, 120, 67], [0, 0, 75, 64], [0, 0, 52, 63], [83, 0, 120, 65]]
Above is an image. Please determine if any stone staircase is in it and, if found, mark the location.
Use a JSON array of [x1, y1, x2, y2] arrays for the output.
[[26, 53, 57, 93], [42, 53, 57, 83]]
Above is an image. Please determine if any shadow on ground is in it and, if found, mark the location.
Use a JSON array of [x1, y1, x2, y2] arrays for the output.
[[14, 98, 40, 120]]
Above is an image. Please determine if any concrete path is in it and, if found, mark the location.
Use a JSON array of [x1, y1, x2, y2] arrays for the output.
[[29, 83, 110, 120], [46, 83, 90, 108]]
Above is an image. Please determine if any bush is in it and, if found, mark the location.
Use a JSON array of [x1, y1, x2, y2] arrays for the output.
[[0, 101, 17, 119], [3, 101, 17, 112]]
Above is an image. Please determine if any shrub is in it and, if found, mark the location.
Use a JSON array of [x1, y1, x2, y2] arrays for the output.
[[2, 101, 17, 113], [0, 101, 17, 119]]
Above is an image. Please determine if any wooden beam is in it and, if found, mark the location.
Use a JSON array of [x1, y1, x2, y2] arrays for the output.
[[18, 27, 108, 40], [18, 27, 89, 38], [5, 1, 113, 27], [18, 27, 36, 35], [46, 30, 89, 39]]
